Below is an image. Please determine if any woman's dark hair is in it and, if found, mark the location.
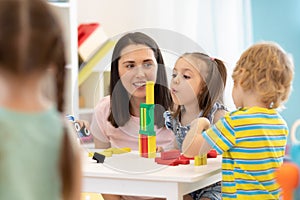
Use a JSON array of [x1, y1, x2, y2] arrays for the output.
[[173, 53, 227, 120], [0, 0, 79, 199], [108, 32, 172, 128]]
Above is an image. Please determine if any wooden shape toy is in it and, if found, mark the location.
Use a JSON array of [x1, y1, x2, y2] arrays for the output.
[[92, 152, 105, 163], [154, 150, 190, 166], [207, 149, 217, 158], [194, 154, 207, 166], [139, 81, 156, 158], [161, 149, 181, 160]]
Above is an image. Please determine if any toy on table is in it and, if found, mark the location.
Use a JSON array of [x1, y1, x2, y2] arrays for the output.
[[275, 120, 300, 200], [194, 154, 207, 166], [88, 147, 131, 158], [66, 115, 93, 143], [92, 152, 105, 163], [139, 81, 156, 158], [155, 149, 190, 166], [154, 149, 217, 166]]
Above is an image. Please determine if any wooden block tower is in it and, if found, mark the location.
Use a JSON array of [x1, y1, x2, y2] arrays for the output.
[[139, 81, 156, 158]]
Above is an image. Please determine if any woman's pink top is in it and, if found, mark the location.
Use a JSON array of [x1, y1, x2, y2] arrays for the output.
[[91, 96, 175, 151]]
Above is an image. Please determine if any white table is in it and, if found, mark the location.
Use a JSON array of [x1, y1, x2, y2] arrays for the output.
[[82, 150, 222, 200]]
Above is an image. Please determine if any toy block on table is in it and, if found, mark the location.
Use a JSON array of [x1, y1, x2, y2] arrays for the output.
[[161, 149, 181, 160], [155, 157, 178, 165], [179, 154, 194, 161], [103, 147, 131, 154], [88, 147, 131, 158], [139, 81, 156, 158], [207, 149, 217, 158], [92, 152, 105, 163], [155, 150, 190, 166], [194, 154, 207, 166]]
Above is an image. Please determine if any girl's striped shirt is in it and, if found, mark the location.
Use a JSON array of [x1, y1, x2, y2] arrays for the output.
[[202, 107, 287, 200]]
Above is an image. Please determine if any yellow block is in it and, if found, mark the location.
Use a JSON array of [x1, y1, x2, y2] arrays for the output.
[[194, 154, 207, 166], [104, 147, 131, 154], [146, 81, 154, 104], [148, 136, 156, 158]]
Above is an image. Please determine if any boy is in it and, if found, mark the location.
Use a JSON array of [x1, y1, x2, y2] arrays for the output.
[[182, 42, 294, 199]]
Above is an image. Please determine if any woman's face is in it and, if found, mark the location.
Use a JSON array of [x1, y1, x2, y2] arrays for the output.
[[118, 44, 158, 99], [170, 57, 204, 106]]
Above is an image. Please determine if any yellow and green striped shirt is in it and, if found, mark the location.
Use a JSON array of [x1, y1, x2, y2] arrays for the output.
[[203, 107, 287, 200]]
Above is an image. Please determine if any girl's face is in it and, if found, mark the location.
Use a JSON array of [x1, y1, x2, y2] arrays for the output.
[[171, 57, 204, 106], [118, 44, 158, 99]]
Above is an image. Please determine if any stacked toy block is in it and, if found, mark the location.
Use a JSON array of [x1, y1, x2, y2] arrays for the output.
[[139, 81, 156, 158]]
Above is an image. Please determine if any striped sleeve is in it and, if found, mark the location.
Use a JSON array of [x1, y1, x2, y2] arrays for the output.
[[202, 114, 235, 154]]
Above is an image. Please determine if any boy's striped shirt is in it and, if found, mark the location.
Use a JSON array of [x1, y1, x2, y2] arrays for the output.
[[202, 107, 287, 200]]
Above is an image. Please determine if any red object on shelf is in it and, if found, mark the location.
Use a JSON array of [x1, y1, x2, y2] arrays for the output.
[[78, 23, 99, 47]]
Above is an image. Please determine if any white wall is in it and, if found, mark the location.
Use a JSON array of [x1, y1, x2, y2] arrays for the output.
[[77, 0, 252, 110]]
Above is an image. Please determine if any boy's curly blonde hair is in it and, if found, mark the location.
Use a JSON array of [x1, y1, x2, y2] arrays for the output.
[[232, 42, 294, 109]]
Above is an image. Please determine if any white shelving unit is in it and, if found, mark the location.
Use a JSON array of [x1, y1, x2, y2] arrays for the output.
[[78, 64, 111, 123], [48, 0, 79, 117], [48, 0, 113, 122]]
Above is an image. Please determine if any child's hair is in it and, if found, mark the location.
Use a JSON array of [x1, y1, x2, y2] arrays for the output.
[[0, 0, 66, 112], [173, 53, 227, 119], [0, 0, 80, 199], [108, 32, 172, 128], [233, 42, 294, 109]]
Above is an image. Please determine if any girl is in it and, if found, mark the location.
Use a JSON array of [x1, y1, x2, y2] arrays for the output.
[[164, 53, 227, 200], [0, 0, 81, 200], [90, 32, 175, 200]]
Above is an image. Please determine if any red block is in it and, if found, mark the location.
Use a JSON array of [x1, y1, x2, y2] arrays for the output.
[[161, 149, 181, 160], [180, 154, 194, 161], [155, 157, 177, 165], [207, 149, 217, 158], [140, 134, 148, 158]]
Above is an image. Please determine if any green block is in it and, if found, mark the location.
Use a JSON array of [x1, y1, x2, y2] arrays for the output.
[[139, 130, 156, 136], [139, 103, 155, 133]]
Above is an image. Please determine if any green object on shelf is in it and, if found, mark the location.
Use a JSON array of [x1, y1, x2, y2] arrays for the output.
[[78, 40, 115, 86]]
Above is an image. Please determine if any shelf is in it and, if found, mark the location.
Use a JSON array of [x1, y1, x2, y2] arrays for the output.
[[78, 40, 115, 86]]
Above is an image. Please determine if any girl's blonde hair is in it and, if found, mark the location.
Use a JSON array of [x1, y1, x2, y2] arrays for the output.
[[233, 42, 294, 108]]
